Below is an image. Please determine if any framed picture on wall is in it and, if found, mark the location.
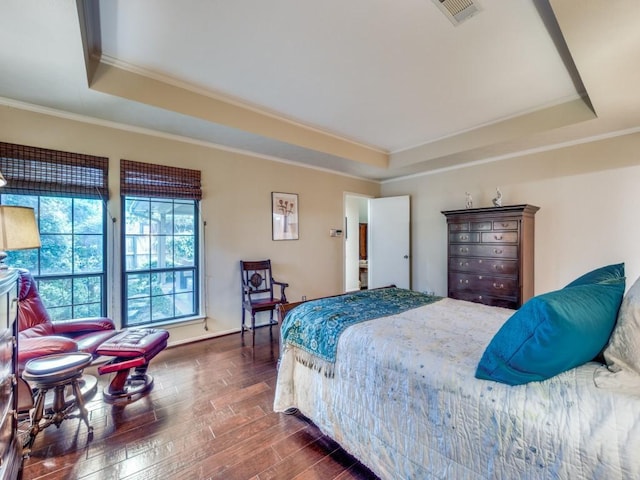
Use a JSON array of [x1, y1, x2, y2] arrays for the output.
[[272, 192, 299, 240]]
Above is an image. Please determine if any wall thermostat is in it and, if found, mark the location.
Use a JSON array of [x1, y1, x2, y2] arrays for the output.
[[330, 229, 343, 237]]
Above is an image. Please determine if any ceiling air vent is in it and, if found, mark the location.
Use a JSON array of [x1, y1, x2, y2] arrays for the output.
[[432, 0, 480, 26]]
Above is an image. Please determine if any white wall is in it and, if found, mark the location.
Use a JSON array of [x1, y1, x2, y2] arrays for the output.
[[381, 132, 640, 296]]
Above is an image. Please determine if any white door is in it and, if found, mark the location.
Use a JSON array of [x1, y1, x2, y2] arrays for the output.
[[368, 195, 410, 289]]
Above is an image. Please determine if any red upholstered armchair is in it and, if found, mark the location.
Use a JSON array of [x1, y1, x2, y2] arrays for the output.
[[17, 269, 117, 372]]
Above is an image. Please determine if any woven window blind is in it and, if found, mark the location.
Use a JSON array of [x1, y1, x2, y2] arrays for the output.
[[0, 141, 109, 199], [120, 159, 202, 200]]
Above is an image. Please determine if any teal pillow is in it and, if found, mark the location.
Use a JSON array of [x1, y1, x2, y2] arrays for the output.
[[565, 263, 625, 288], [476, 279, 625, 385]]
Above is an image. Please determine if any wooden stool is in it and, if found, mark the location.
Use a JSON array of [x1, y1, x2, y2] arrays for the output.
[[21, 352, 94, 455]]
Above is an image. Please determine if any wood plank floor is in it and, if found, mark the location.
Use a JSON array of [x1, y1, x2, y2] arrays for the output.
[[19, 327, 380, 480]]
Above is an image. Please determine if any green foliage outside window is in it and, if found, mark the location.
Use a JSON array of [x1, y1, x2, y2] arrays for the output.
[[123, 197, 198, 326], [1, 194, 106, 320]]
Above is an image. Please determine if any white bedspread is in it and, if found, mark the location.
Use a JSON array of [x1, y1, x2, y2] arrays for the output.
[[274, 298, 640, 479]]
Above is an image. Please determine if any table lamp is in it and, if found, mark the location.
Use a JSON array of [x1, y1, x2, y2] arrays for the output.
[[0, 205, 41, 271]]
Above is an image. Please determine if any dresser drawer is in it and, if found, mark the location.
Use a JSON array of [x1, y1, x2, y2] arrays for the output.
[[481, 231, 519, 243], [493, 219, 519, 231], [448, 222, 469, 232], [449, 257, 518, 275], [449, 244, 518, 258], [470, 221, 492, 231], [449, 232, 480, 243], [0, 390, 14, 462], [449, 290, 518, 309], [0, 330, 12, 381], [449, 273, 518, 296]]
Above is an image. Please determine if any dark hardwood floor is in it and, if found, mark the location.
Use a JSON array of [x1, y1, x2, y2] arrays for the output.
[[19, 327, 380, 480]]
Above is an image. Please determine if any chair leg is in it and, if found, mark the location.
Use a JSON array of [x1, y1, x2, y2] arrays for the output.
[[251, 312, 256, 347], [241, 308, 246, 335]]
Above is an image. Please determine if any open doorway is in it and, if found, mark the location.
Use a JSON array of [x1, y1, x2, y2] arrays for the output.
[[344, 194, 411, 293], [344, 193, 370, 292]]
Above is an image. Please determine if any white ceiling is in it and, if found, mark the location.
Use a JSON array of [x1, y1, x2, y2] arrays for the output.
[[1, 1, 639, 180]]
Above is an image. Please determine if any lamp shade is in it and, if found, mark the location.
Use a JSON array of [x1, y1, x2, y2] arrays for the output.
[[0, 171, 6, 187], [0, 206, 41, 251]]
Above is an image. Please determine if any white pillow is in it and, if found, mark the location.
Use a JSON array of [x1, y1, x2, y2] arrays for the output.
[[602, 276, 640, 375]]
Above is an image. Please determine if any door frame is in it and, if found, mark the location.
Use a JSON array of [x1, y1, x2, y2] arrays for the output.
[[343, 192, 373, 293]]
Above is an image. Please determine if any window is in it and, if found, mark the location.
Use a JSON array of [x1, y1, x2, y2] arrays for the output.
[[121, 160, 201, 327], [0, 142, 108, 319]]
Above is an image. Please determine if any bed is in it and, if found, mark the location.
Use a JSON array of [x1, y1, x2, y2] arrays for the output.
[[273, 265, 640, 479]]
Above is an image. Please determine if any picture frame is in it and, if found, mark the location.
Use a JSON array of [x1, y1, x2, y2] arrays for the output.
[[272, 192, 299, 241]]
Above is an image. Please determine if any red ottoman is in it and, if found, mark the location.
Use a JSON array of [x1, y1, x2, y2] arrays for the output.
[[96, 328, 169, 402]]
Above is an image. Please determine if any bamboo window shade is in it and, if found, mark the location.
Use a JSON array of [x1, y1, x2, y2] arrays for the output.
[[120, 159, 202, 200], [0, 141, 109, 199]]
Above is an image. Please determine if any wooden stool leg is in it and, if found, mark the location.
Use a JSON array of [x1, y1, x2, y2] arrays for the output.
[[72, 379, 93, 435], [23, 388, 47, 453]]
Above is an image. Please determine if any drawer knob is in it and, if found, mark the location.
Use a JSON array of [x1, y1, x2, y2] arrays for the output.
[[459, 247, 468, 253], [459, 279, 469, 284], [494, 234, 503, 240], [493, 282, 504, 289], [459, 261, 469, 267], [478, 259, 483, 264], [478, 275, 483, 280], [494, 248, 503, 254], [460, 235, 468, 240], [494, 264, 504, 270], [501, 222, 509, 227]]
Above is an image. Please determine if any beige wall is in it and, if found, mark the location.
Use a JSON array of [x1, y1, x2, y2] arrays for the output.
[[0, 105, 380, 344], [382, 132, 640, 297]]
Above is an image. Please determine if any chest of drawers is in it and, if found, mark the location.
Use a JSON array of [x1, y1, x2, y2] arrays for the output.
[[442, 204, 539, 309], [0, 270, 20, 480]]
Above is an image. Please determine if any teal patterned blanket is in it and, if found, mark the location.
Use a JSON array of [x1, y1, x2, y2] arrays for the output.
[[281, 287, 442, 372]]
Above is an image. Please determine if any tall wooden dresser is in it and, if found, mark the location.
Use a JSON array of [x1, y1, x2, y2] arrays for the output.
[[442, 204, 539, 309], [0, 269, 21, 480]]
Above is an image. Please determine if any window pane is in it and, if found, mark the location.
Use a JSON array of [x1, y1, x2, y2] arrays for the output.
[[40, 197, 72, 234], [172, 236, 194, 266], [127, 273, 150, 298], [127, 297, 150, 326], [176, 270, 193, 292], [175, 292, 195, 316], [74, 235, 103, 273], [47, 306, 73, 322], [151, 200, 174, 234], [38, 278, 72, 308], [73, 276, 102, 304], [6, 249, 39, 273], [74, 303, 102, 318], [126, 236, 150, 270], [2, 194, 38, 210], [151, 235, 174, 268], [74, 198, 103, 234], [40, 234, 72, 275], [152, 295, 174, 321], [125, 198, 150, 235], [175, 203, 195, 235], [152, 271, 174, 295]]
